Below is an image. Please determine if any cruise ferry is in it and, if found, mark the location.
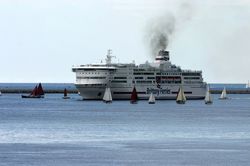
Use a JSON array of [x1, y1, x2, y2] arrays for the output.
[[72, 50, 207, 100]]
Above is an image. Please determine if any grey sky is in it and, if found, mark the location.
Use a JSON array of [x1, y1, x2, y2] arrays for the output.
[[0, 0, 250, 83]]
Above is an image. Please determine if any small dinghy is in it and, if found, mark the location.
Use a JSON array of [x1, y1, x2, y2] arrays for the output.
[[205, 86, 213, 104], [62, 88, 70, 99], [176, 86, 186, 104], [148, 93, 155, 104], [219, 87, 228, 100], [130, 86, 138, 104], [103, 87, 112, 103]]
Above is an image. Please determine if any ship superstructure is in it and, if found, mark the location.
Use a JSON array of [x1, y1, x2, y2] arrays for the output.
[[72, 50, 206, 100]]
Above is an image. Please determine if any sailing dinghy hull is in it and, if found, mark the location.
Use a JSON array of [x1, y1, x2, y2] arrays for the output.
[[176, 100, 185, 104], [21, 95, 43, 99], [205, 101, 213, 104]]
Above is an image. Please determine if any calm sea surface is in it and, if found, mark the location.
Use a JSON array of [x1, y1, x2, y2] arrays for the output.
[[1, 93, 250, 165], [0, 83, 248, 91]]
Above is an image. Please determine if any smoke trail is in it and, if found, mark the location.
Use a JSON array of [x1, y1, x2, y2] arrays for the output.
[[147, 14, 175, 57], [145, 1, 194, 58]]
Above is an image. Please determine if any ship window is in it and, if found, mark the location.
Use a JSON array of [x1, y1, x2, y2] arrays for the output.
[[184, 77, 200, 80], [83, 84, 103, 87], [114, 77, 127, 79], [144, 73, 154, 75], [136, 81, 153, 84], [147, 77, 155, 79], [134, 72, 154, 75], [182, 73, 201, 76], [76, 77, 106, 79], [111, 80, 127, 83], [135, 77, 143, 79]]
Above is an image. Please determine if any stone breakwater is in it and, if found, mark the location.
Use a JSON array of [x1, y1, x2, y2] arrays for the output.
[[1, 89, 78, 94], [210, 89, 250, 94]]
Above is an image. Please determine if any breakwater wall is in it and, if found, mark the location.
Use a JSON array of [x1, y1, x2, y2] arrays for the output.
[[210, 89, 250, 94], [0, 83, 78, 94], [1, 89, 78, 94]]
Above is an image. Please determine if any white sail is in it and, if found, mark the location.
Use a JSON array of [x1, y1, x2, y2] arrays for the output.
[[0, 91, 1, 96], [205, 86, 212, 104], [219, 87, 227, 99], [176, 86, 186, 104], [148, 93, 155, 104], [103, 87, 112, 103], [246, 81, 250, 88]]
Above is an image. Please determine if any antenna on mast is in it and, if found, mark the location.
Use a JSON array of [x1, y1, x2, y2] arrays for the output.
[[105, 49, 116, 64]]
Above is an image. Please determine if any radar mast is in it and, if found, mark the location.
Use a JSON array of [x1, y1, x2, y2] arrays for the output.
[[105, 49, 116, 64]]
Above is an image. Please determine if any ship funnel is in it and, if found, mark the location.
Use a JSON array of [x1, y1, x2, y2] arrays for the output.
[[155, 50, 170, 63]]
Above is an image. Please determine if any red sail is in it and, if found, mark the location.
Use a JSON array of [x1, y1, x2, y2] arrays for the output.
[[37, 83, 44, 95], [130, 86, 138, 103], [30, 86, 38, 96], [64, 88, 67, 97]]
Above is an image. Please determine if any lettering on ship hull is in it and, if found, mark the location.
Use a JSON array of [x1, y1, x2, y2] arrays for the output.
[[146, 88, 171, 95]]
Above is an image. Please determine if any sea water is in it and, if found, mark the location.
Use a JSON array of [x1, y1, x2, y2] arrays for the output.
[[0, 83, 248, 91], [0, 93, 250, 165]]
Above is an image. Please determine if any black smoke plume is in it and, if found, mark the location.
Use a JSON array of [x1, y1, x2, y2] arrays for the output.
[[145, 1, 194, 59], [147, 14, 175, 57]]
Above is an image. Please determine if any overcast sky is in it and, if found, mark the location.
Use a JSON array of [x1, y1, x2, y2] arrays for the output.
[[0, 0, 250, 83]]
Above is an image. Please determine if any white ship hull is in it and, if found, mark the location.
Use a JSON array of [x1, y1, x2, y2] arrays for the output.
[[76, 84, 206, 100]]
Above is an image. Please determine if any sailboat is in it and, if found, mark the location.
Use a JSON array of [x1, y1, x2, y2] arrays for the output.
[[22, 86, 40, 98], [219, 87, 228, 100], [204, 86, 213, 104], [37, 83, 44, 97], [21, 83, 44, 98], [103, 87, 112, 103], [148, 93, 155, 104], [176, 86, 186, 104], [246, 81, 250, 89], [62, 88, 70, 99], [130, 86, 138, 104], [0, 91, 2, 96]]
